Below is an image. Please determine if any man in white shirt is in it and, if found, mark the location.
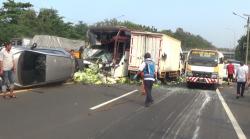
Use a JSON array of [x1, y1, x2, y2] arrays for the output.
[[0, 42, 16, 98], [243, 64, 249, 73], [236, 62, 248, 99], [243, 64, 249, 87]]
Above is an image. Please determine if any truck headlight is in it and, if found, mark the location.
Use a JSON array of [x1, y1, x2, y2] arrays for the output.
[[211, 73, 218, 79], [186, 71, 193, 77]]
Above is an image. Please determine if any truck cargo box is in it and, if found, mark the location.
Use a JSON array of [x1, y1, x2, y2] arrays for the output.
[[128, 32, 183, 79]]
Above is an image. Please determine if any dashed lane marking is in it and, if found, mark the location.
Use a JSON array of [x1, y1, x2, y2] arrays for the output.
[[216, 89, 247, 139], [90, 89, 138, 110]]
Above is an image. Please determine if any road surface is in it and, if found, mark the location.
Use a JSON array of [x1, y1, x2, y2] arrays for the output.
[[0, 83, 248, 139]]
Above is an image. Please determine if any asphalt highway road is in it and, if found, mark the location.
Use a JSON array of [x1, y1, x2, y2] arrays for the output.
[[0, 83, 248, 139]]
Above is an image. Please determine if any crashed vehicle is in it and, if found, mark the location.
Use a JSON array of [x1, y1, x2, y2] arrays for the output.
[[87, 27, 130, 77], [11, 46, 75, 87], [87, 27, 183, 80]]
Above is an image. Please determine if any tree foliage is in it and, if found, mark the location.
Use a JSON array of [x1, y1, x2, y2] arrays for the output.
[[0, 0, 217, 50], [0, 0, 88, 44], [93, 18, 157, 32], [235, 35, 247, 61], [160, 28, 216, 50]]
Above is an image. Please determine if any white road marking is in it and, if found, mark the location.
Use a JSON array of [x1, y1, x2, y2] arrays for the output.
[[216, 89, 247, 139], [90, 89, 138, 110]]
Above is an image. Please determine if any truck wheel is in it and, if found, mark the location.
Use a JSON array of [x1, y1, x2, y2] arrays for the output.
[[160, 78, 167, 84], [187, 82, 192, 88], [212, 84, 218, 90]]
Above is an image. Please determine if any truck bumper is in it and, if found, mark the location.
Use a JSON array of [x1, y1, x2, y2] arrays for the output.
[[187, 77, 218, 84]]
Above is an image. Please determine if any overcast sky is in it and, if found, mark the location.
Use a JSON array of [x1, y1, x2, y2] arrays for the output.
[[1, 0, 250, 48]]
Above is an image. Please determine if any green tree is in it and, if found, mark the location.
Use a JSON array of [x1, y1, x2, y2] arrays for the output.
[[93, 18, 158, 32], [74, 21, 88, 40], [161, 28, 216, 50], [36, 8, 64, 35], [0, 0, 217, 50], [0, 0, 33, 43], [0, 0, 32, 24], [235, 35, 247, 61]]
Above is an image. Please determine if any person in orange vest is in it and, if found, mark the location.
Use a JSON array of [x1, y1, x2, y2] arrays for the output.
[[70, 49, 79, 71]]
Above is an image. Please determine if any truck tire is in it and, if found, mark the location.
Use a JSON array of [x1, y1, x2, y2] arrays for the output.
[[187, 82, 193, 88], [212, 84, 218, 90]]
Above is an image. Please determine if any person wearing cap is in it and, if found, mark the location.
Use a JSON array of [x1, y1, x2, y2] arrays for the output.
[[133, 52, 156, 107]]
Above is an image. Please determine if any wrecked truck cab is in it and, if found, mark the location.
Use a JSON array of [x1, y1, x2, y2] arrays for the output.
[[87, 27, 131, 78], [12, 46, 75, 87]]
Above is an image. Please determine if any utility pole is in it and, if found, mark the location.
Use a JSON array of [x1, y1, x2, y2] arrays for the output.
[[245, 16, 250, 64], [233, 12, 250, 64]]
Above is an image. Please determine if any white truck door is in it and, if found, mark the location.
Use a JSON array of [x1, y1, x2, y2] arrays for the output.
[[145, 36, 161, 71], [128, 33, 145, 71]]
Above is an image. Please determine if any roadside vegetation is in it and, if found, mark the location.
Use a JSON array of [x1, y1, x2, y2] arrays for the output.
[[1, 0, 216, 51]]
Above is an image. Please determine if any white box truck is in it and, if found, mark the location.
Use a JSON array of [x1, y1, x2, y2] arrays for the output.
[[128, 32, 183, 81]]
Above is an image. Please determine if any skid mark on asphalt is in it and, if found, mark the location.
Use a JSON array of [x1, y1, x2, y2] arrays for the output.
[[192, 91, 212, 139], [161, 93, 200, 139], [161, 90, 213, 139], [92, 89, 177, 138], [148, 112, 175, 139]]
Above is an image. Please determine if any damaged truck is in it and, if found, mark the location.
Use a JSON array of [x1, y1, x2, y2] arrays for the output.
[[87, 26, 183, 81]]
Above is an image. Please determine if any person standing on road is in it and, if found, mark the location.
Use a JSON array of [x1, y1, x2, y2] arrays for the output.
[[236, 62, 248, 99], [0, 42, 16, 98], [133, 52, 156, 107], [243, 63, 249, 88], [226, 61, 235, 85]]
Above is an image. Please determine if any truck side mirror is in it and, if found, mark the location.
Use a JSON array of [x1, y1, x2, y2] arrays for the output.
[[161, 53, 167, 60], [180, 53, 184, 61]]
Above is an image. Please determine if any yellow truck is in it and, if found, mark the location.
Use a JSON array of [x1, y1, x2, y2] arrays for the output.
[[185, 49, 224, 88]]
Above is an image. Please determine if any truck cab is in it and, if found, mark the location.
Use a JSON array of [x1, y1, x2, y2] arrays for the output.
[[185, 49, 224, 88]]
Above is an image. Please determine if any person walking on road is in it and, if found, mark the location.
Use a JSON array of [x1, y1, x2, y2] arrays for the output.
[[226, 61, 235, 85], [0, 42, 16, 99], [236, 62, 248, 99], [243, 63, 249, 88], [134, 52, 156, 107]]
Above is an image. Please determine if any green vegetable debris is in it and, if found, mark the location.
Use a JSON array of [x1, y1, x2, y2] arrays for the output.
[[73, 66, 129, 84], [73, 66, 186, 86]]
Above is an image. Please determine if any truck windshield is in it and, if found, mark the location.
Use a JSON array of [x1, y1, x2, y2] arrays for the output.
[[188, 51, 218, 67]]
